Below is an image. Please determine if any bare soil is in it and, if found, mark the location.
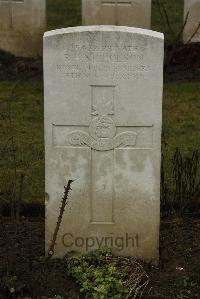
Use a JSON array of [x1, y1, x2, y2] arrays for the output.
[[165, 42, 200, 82], [0, 214, 199, 299], [0, 50, 43, 81]]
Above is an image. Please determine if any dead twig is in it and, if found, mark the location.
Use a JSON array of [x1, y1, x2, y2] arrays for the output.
[[175, 11, 190, 44], [48, 180, 74, 257]]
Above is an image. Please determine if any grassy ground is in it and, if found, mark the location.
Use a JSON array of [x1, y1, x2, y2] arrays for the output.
[[0, 81, 44, 203], [163, 82, 200, 155]]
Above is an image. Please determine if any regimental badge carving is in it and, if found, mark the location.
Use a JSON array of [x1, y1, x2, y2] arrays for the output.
[[89, 116, 116, 139], [68, 86, 137, 151]]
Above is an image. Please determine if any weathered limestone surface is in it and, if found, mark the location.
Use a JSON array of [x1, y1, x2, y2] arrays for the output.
[[82, 0, 152, 29], [44, 26, 164, 263], [0, 0, 46, 57], [183, 0, 200, 43]]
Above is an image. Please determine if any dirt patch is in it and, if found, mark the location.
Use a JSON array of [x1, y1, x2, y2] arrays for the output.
[[0, 50, 42, 81], [147, 216, 200, 298], [0, 218, 80, 299], [165, 42, 200, 82], [0, 215, 199, 298]]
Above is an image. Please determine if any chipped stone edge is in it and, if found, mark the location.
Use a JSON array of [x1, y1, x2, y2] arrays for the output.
[[44, 25, 164, 40]]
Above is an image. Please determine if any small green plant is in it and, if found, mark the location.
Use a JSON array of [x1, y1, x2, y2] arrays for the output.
[[175, 275, 200, 299], [65, 249, 149, 299]]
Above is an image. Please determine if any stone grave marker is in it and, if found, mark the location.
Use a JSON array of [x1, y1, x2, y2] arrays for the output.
[[183, 0, 200, 43], [44, 26, 164, 263], [82, 0, 152, 29], [0, 0, 46, 57]]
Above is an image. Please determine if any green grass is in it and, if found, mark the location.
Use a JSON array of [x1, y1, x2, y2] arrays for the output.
[[162, 83, 200, 205], [163, 82, 200, 156], [47, 0, 81, 31], [151, 0, 183, 45], [0, 81, 44, 203]]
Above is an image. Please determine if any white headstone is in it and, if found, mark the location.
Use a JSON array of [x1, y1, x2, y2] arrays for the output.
[[82, 0, 151, 29], [183, 0, 200, 43], [0, 0, 46, 57], [44, 26, 164, 263]]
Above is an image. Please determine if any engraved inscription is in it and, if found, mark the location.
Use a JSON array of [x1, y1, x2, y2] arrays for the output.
[[57, 63, 150, 80], [57, 42, 151, 80]]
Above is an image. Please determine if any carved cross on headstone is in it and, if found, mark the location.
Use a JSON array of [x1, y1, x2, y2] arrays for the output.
[[101, 0, 133, 25], [0, 0, 24, 29], [53, 85, 153, 224]]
